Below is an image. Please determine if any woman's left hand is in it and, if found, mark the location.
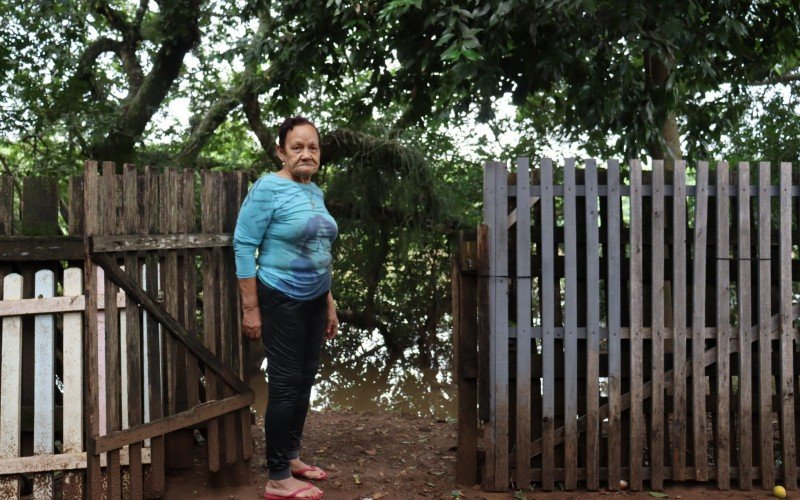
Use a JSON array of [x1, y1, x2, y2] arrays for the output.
[[325, 292, 338, 340]]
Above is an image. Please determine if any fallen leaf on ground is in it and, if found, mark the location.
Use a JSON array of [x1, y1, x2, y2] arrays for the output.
[[648, 492, 669, 498], [353, 474, 362, 485], [365, 450, 377, 456], [371, 492, 388, 499]]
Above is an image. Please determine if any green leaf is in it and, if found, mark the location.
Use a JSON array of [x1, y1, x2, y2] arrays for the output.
[[649, 492, 670, 498]]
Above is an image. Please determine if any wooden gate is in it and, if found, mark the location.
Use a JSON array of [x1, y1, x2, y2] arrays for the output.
[[0, 162, 254, 498], [453, 159, 800, 492]]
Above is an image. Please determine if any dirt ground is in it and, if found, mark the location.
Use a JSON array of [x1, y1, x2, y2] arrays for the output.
[[163, 408, 784, 500]]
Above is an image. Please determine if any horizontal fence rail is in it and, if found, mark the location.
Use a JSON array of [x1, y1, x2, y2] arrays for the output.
[[460, 159, 800, 492]]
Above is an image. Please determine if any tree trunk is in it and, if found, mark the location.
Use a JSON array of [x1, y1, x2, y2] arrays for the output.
[[646, 51, 682, 171]]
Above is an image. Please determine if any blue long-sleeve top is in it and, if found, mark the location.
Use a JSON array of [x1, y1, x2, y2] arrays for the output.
[[233, 173, 338, 300]]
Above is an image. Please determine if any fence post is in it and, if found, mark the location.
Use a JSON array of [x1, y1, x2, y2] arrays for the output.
[[482, 161, 509, 491]]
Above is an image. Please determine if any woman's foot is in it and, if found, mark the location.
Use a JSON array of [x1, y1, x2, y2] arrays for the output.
[[263, 477, 322, 499], [290, 458, 328, 481]]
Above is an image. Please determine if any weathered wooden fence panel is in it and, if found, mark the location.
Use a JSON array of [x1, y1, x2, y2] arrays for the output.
[[0, 164, 254, 499], [455, 159, 800, 492]]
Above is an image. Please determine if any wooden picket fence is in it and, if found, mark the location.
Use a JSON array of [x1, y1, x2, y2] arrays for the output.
[[0, 162, 254, 498], [453, 159, 800, 492]]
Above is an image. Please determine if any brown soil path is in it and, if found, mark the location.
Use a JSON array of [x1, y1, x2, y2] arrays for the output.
[[163, 408, 783, 500]]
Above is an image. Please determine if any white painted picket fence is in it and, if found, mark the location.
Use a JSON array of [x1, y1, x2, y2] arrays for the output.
[[0, 267, 154, 498]]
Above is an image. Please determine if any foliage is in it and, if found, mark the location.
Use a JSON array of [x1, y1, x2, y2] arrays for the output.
[[1, 0, 799, 360]]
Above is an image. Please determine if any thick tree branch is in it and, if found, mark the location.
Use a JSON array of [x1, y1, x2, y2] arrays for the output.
[[92, 1, 134, 37], [173, 86, 246, 168], [91, 0, 202, 163]]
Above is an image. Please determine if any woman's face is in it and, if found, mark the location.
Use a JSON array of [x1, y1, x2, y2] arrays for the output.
[[276, 124, 321, 183]]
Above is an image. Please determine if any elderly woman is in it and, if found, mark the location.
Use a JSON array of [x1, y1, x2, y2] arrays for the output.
[[234, 116, 338, 500]]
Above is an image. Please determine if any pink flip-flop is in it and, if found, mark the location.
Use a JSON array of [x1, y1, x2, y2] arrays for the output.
[[263, 482, 323, 500], [291, 466, 328, 481]]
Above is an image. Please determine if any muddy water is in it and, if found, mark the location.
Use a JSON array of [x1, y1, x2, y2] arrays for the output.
[[248, 331, 456, 420]]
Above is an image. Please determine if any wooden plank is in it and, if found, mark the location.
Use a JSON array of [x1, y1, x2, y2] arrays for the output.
[[628, 159, 644, 491], [456, 233, 479, 485], [32, 270, 55, 497], [0, 449, 152, 475], [83, 161, 103, 498], [183, 170, 200, 413], [102, 162, 122, 499], [584, 159, 600, 490], [736, 162, 753, 490], [757, 162, 773, 489], [484, 161, 509, 491], [218, 174, 238, 466], [62, 267, 84, 499], [124, 164, 144, 500], [68, 175, 84, 236], [563, 159, 578, 490], [0, 273, 23, 499], [650, 160, 665, 490], [20, 177, 59, 236], [0, 236, 84, 261], [91, 233, 232, 252], [606, 160, 622, 490], [672, 160, 688, 481], [143, 164, 164, 498], [716, 161, 731, 489], [539, 158, 555, 491], [233, 171, 254, 462], [778, 162, 797, 490], [164, 169, 180, 418], [0, 291, 126, 317], [0, 176, 13, 235], [94, 393, 254, 455], [201, 170, 221, 472], [515, 158, 532, 489]]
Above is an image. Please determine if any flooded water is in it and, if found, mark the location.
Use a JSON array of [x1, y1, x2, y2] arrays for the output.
[[248, 330, 457, 421]]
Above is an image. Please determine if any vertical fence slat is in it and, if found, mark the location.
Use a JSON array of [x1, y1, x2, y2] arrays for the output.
[[201, 170, 221, 472], [84, 161, 103, 497], [715, 161, 731, 489], [563, 159, 578, 490], [102, 162, 123, 498], [778, 162, 796, 490], [183, 170, 200, 413], [218, 174, 238, 466], [672, 160, 688, 480], [233, 171, 254, 462], [629, 159, 644, 490], [650, 160, 666, 489], [164, 169, 180, 419], [62, 267, 84, 498], [584, 159, 600, 490], [606, 160, 622, 490], [736, 162, 753, 490], [484, 161, 509, 490], [0, 273, 23, 498], [61, 267, 83, 498], [456, 231, 479, 485], [143, 166, 165, 497], [515, 158, 532, 488], [539, 158, 556, 491], [756, 162, 773, 488], [124, 164, 144, 499], [692, 161, 708, 481], [32, 270, 55, 497]]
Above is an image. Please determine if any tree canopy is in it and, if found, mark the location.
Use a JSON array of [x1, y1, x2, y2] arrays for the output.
[[1, 0, 799, 361]]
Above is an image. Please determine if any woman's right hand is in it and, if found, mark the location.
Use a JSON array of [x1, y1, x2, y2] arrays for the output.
[[242, 307, 262, 340]]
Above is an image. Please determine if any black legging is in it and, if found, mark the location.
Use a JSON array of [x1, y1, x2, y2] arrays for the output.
[[257, 280, 327, 480]]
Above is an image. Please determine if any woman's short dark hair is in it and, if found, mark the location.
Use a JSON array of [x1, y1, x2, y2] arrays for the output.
[[278, 116, 320, 148]]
